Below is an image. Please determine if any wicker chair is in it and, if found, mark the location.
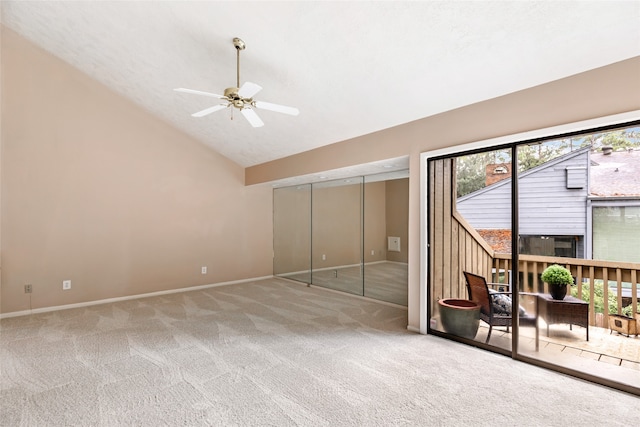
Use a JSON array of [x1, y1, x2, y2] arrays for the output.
[[463, 271, 536, 343]]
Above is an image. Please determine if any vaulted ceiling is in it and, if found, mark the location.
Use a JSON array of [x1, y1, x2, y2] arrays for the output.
[[2, 1, 639, 169]]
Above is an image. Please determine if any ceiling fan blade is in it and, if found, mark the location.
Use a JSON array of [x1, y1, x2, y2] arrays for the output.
[[237, 81, 262, 98], [241, 108, 264, 128], [174, 88, 226, 99], [254, 101, 299, 116], [191, 104, 228, 117]]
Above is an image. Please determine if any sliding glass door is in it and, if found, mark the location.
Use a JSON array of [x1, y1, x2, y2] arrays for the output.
[[428, 148, 514, 353], [427, 121, 640, 394]]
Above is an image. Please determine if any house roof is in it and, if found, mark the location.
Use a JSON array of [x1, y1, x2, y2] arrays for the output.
[[477, 229, 512, 253], [1, 2, 639, 170], [590, 149, 640, 197]]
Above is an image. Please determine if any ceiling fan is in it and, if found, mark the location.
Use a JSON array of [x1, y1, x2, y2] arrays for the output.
[[175, 37, 299, 128]]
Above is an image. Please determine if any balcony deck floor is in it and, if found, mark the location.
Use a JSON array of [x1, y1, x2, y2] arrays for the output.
[[473, 322, 640, 389]]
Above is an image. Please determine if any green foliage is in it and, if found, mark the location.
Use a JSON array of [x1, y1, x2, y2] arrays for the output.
[[571, 281, 609, 314], [455, 151, 508, 198], [621, 304, 636, 317], [517, 143, 567, 172], [598, 129, 640, 150], [541, 264, 573, 285], [571, 280, 638, 316], [455, 154, 489, 198]]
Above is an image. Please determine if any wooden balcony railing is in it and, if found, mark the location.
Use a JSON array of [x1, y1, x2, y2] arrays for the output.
[[492, 253, 640, 327]]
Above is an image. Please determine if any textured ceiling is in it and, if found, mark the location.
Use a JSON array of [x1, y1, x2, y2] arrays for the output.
[[2, 1, 639, 171]]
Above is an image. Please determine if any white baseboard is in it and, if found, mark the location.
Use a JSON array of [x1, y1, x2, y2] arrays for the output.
[[0, 275, 274, 319]]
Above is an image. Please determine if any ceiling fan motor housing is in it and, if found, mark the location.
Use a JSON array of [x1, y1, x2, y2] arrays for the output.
[[224, 87, 252, 109]]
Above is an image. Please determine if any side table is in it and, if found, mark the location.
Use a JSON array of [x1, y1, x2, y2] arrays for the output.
[[535, 294, 589, 351]]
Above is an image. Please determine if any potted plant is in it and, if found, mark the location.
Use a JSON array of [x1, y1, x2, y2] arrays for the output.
[[541, 264, 574, 300]]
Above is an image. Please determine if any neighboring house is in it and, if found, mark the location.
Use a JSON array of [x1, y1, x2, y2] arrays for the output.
[[457, 147, 590, 258], [456, 147, 640, 263]]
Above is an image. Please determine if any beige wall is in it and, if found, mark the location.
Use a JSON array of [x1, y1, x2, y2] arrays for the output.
[[246, 56, 640, 330], [0, 28, 273, 314]]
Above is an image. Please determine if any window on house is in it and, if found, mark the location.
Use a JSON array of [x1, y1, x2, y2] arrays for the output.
[[519, 235, 579, 258], [593, 205, 640, 262]]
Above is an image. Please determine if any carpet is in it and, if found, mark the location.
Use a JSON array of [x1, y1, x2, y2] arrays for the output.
[[1, 278, 637, 426]]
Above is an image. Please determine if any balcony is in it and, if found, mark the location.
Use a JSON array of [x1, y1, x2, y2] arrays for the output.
[[437, 214, 640, 389], [428, 157, 640, 392], [432, 241, 640, 388], [492, 253, 640, 388]]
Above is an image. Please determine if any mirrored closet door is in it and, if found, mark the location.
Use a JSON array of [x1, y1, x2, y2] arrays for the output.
[[273, 170, 408, 306]]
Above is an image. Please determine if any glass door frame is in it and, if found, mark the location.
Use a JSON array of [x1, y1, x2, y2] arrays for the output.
[[422, 118, 640, 396]]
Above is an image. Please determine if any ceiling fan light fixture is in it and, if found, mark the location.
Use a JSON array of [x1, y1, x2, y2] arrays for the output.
[[174, 37, 298, 128]]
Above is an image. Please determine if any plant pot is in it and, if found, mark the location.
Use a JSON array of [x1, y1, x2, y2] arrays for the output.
[[438, 299, 480, 339], [549, 283, 568, 300]]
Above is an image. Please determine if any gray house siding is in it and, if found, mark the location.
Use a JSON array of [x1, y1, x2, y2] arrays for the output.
[[518, 156, 588, 236], [456, 149, 590, 255], [455, 182, 512, 229]]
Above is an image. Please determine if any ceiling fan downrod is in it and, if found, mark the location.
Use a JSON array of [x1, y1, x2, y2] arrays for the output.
[[233, 37, 245, 89]]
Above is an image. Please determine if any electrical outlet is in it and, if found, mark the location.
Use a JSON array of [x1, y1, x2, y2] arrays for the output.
[[371, 250, 375, 256], [25, 284, 32, 294], [201, 266, 207, 274], [322, 254, 326, 261], [63, 280, 71, 290]]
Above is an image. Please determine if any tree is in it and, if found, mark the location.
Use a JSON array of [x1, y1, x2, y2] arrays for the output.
[[456, 151, 509, 197], [596, 129, 640, 150], [517, 141, 568, 172]]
